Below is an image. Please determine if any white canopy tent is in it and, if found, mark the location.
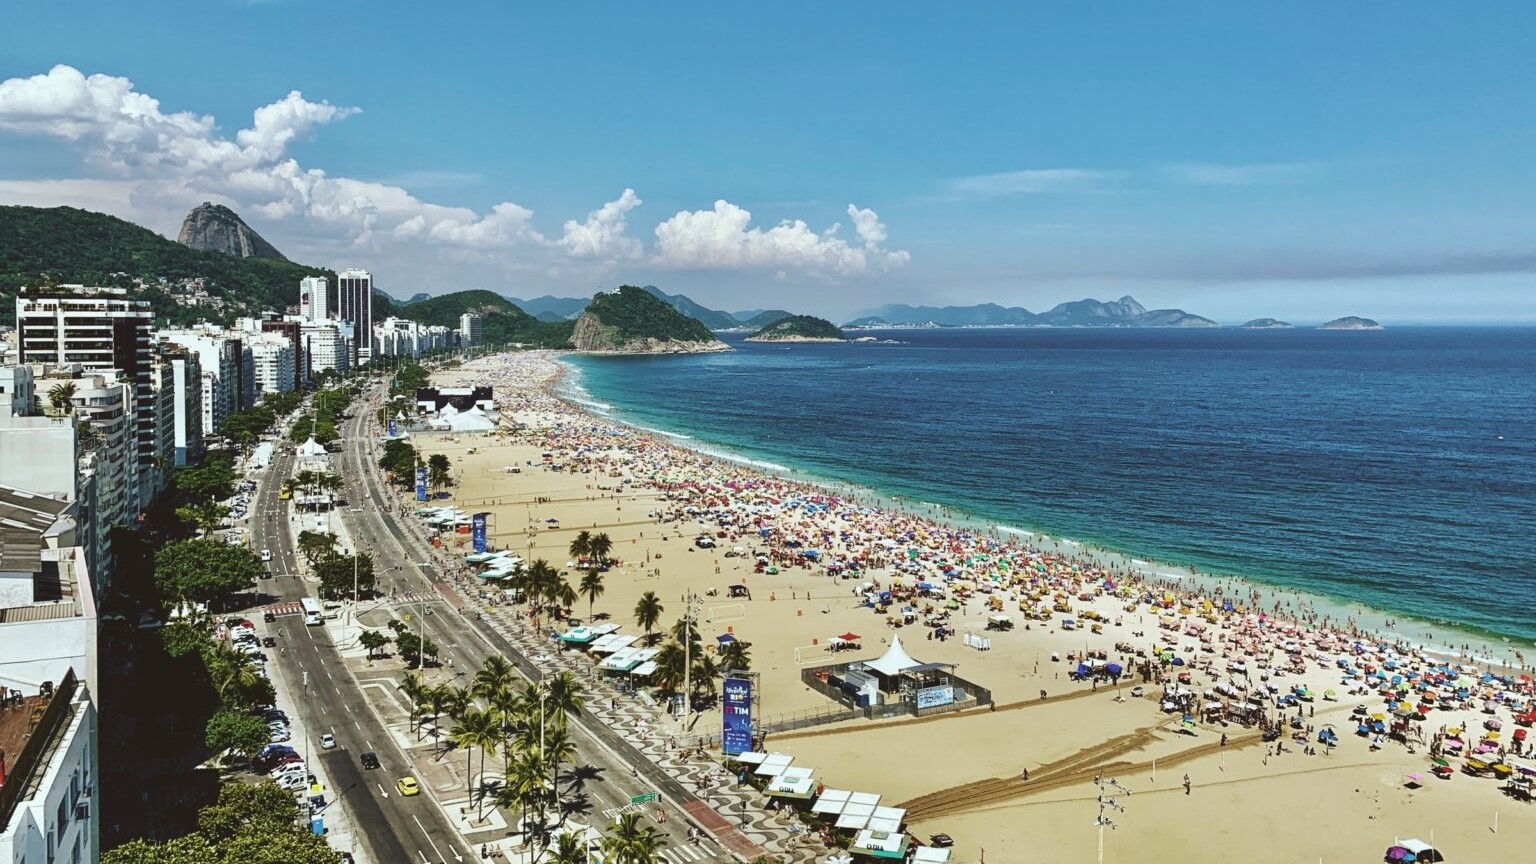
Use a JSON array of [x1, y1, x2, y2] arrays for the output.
[[864, 635, 922, 677]]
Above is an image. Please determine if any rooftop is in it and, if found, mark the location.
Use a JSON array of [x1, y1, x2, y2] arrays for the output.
[[0, 484, 72, 574]]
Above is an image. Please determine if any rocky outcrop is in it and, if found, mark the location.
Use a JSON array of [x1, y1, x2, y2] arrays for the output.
[[177, 202, 287, 260], [1319, 316, 1383, 330], [1241, 318, 1293, 329], [746, 314, 846, 342], [569, 308, 729, 354]]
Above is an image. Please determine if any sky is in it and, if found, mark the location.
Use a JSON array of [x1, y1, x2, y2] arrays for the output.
[[2, 3, 1534, 324]]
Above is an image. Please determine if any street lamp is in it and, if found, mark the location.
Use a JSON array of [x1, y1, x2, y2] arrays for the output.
[[1093, 774, 1131, 864]]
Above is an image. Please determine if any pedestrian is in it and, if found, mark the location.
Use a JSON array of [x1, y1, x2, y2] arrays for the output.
[[1021, 768, 1029, 780], [1183, 774, 1191, 795]]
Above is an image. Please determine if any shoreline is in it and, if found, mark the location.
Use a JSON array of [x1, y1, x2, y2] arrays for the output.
[[554, 353, 1528, 671]]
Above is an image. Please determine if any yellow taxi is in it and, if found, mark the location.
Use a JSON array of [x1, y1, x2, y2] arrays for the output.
[[396, 776, 421, 797]]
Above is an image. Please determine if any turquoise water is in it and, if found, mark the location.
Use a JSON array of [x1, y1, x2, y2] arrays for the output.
[[561, 328, 1536, 647]]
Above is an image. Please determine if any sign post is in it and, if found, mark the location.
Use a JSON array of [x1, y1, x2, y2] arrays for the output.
[[721, 675, 754, 756], [629, 792, 657, 805], [472, 512, 489, 553]]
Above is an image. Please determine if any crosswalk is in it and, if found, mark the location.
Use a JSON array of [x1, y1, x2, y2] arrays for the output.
[[265, 601, 302, 617]]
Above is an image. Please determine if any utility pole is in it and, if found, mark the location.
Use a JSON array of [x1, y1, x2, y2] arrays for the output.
[[680, 588, 700, 727], [1094, 774, 1131, 864]]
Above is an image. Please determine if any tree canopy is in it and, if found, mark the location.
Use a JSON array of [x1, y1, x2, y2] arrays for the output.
[[154, 539, 264, 603]]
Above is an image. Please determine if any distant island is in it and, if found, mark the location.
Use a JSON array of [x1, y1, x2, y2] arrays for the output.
[[844, 295, 1217, 328], [569, 285, 729, 354], [1241, 318, 1293, 329], [745, 315, 845, 343], [1319, 316, 1383, 331]]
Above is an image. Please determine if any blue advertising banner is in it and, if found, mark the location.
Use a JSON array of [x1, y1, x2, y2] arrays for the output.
[[387, 419, 397, 438], [721, 677, 752, 756], [472, 512, 489, 553], [415, 466, 428, 501]]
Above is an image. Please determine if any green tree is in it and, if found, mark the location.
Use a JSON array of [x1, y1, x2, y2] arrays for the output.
[[472, 655, 515, 702], [549, 833, 589, 864], [154, 539, 264, 604], [398, 671, 429, 733], [296, 530, 338, 566], [47, 381, 77, 415], [568, 530, 591, 566], [691, 653, 721, 701], [174, 452, 238, 502], [102, 835, 219, 864], [358, 629, 390, 660], [204, 709, 270, 762], [588, 532, 613, 567], [196, 781, 305, 842], [160, 619, 210, 659], [719, 639, 752, 672], [216, 831, 344, 864], [315, 552, 375, 600], [578, 569, 605, 619], [544, 671, 586, 725], [428, 452, 453, 490], [175, 499, 230, 537], [602, 810, 667, 864], [634, 591, 663, 645]]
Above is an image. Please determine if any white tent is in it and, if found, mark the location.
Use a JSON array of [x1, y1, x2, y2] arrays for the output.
[[296, 437, 328, 459], [864, 635, 921, 677]]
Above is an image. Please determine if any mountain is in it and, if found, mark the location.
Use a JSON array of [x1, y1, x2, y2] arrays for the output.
[[1319, 316, 1383, 331], [0, 204, 326, 324], [177, 202, 288, 260], [1241, 318, 1293, 329], [1032, 295, 1145, 326], [398, 290, 573, 347], [849, 302, 1036, 327], [506, 294, 590, 320], [1130, 309, 1219, 327], [637, 285, 740, 330], [534, 310, 571, 323], [736, 309, 796, 329], [570, 286, 728, 353], [746, 315, 845, 342], [403, 292, 431, 304]]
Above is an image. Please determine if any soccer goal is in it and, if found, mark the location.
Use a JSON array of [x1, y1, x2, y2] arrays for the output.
[[794, 643, 829, 664], [706, 604, 746, 624]]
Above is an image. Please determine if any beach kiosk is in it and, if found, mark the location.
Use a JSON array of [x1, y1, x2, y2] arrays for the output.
[[1384, 839, 1444, 863]]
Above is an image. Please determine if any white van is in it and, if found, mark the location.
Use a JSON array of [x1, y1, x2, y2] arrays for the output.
[[261, 549, 272, 562]]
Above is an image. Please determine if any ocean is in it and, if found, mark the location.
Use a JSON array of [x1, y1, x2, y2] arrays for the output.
[[560, 327, 1536, 648]]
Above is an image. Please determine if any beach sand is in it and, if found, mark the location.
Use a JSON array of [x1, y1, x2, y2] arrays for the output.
[[396, 352, 1534, 864]]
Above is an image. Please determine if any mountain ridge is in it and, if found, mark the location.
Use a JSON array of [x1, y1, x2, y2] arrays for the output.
[[177, 202, 288, 260]]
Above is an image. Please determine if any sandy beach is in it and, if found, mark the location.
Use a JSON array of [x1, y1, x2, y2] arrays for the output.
[[399, 350, 1534, 864]]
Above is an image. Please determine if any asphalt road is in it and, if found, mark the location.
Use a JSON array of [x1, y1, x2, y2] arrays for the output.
[[332, 383, 719, 856], [252, 436, 473, 864]]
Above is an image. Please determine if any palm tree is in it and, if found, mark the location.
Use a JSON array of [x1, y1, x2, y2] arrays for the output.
[[522, 559, 560, 613], [181, 499, 229, 537], [588, 532, 613, 567], [487, 684, 529, 764], [652, 642, 687, 695], [539, 723, 578, 816], [47, 382, 77, 415], [422, 683, 457, 746], [398, 672, 429, 734], [567, 530, 591, 566], [472, 656, 516, 702], [578, 569, 605, 619], [669, 615, 699, 647], [602, 811, 667, 864], [691, 653, 721, 703], [720, 639, 752, 672], [544, 671, 586, 725], [548, 833, 588, 864], [553, 578, 578, 620], [498, 748, 545, 842], [634, 592, 663, 645], [449, 706, 491, 796]]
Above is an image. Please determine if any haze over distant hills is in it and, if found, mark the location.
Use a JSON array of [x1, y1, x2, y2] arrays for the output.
[[845, 295, 1218, 328]]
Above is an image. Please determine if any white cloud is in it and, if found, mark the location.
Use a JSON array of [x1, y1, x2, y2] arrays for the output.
[[557, 188, 643, 260], [653, 200, 908, 275], [945, 168, 1114, 200], [1159, 161, 1319, 186], [0, 64, 910, 283]]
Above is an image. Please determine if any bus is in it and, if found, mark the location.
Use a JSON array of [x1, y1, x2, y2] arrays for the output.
[[300, 597, 324, 626]]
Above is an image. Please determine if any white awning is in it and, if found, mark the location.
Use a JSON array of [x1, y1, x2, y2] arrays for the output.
[[811, 789, 851, 814], [864, 635, 921, 677], [735, 751, 768, 766], [754, 753, 794, 776]]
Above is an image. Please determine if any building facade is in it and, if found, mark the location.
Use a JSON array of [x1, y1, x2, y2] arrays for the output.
[[458, 312, 483, 348], [299, 275, 330, 324], [337, 269, 373, 365]]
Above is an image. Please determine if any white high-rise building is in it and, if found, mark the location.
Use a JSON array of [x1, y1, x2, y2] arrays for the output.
[[301, 322, 350, 376], [0, 483, 99, 864], [337, 269, 373, 365], [299, 275, 330, 323], [248, 334, 296, 395], [459, 312, 483, 348]]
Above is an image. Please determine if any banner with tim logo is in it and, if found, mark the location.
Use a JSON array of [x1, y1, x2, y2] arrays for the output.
[[415, 466, 428, 501], [472, 512, 489, 553], [387, 418, 398, 438], [722, 677, 752, 756]]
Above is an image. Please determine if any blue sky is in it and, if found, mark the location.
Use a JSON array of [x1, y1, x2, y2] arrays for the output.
[[2, 2, 1533, 322]]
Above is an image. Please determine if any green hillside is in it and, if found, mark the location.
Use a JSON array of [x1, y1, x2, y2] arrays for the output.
[[582, 285, 717, 342], [748, 314, 845, 341], [0, 205, 333, 324], [398, 290, 574, 347]]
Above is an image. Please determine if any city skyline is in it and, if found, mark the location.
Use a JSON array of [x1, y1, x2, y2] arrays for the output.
[[2, 4, 1535, 323]]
